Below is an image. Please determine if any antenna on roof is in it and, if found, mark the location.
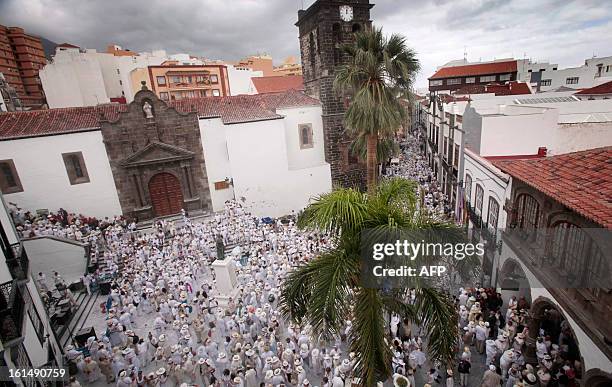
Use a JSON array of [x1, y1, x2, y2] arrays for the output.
[[463, 46, 467, 62]]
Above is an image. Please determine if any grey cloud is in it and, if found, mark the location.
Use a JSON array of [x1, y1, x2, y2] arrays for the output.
[[0, 0, 304, 64]]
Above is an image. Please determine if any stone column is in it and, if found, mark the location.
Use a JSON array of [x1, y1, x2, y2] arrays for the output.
[[524, 314, 541, 365]]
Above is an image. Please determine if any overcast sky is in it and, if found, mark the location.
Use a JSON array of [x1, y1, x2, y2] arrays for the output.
[[1, 0, 611, 88]]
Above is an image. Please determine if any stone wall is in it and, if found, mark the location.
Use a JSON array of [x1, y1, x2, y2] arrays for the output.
[[100, 86, 211, 219], [297, 0, 372, 189]]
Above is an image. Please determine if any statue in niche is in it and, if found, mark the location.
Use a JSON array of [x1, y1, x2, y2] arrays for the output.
[[143, 101, 154, 119]]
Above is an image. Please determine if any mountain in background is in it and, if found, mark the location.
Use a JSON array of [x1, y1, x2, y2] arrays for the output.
[[40, 36, 58, 60]]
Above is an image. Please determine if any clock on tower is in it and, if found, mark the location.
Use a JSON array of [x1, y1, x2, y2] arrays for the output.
[[339, 5, 354, 22]]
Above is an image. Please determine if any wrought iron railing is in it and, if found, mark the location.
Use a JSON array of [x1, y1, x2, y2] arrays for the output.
[[6, 243, 29, 281], [0, 280, 25, 344]]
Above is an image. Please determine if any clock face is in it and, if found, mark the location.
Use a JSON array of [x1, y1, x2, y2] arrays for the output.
[[339, 5, 354, 22]]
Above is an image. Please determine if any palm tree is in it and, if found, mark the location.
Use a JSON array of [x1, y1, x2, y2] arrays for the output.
[[280, 178, 464, 386], [334, 26, 420, 192]]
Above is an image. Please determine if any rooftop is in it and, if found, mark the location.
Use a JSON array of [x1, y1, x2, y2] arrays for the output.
[[454, 81, 532, 96], [492, 147, 612, 228], [170, 89, 319, 124], [575, 80, 612, 96], [251, 75, 304, 94], [0, 90, 320, 139], [430, 60, 517, 80]]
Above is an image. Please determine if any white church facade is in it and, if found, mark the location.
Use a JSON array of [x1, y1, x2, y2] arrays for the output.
[[0, 87, 331, 219]]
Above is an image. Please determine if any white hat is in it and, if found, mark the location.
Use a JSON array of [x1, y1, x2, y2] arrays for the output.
[[274, 368, 282, 376], [489, 365, 496, 371], [156, 368, 166, 375], [198, 358, 206, 365]]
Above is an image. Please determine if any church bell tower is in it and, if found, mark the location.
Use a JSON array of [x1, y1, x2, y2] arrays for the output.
[[296, 0, 374, 189]]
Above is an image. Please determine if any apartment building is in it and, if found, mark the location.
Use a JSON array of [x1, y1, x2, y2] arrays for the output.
[[428, 59, 518, 93], [145, 62, 231, 100], [517, 55, 612, 92], [0, 25, 47, 109]]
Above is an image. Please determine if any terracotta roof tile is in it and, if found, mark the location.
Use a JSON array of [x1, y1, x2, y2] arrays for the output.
[[251, 75, 304, 94], [0, 105, 126, 140], [575, 80, 612, 95], [0, 90, 320, 139], [170, 89, 319, 124], [430, 60, 517, 80], [492, 147, 612, 228]]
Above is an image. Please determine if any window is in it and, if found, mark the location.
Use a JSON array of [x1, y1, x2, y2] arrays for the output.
[[499, 73, 511, 81], [447, 78, 461, 85], [474, 184, 484, 214], [170, 75, 181, 84], [119, 79, 122, 85], [156, 76, 166, 86], [465, 77, 475, 84], [0, 159, 23, 194], [516, 193, 539, 238], [606, 65, 611, 73], [453, 144, 459, 167], [214, 181, 230, 190], [212, 89, 220, 97], [566, 77, 579, 84], [160, 92, 169, 100], [479, 75, 496, 82], [464, 174, 472, 204], [210, 74, 218, 84], [487, 197, 499, 229], [541, 79, 552, 86], [116, 69, 120, 74], [62, 152, 90, 185], [429, 79, 443, 86], [299, 123, 313, 149]]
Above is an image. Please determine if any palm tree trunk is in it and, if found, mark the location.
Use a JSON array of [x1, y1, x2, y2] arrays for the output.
[[366, 133, 378, 192]]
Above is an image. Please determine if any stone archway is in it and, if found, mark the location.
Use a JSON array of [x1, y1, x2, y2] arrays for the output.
[[524, 296, 583, 373], [583, 369, 612, 387], [148, 172, 184, 217]]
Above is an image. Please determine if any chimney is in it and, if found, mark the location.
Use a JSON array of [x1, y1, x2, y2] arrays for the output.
[[537, 147, 547, 157]]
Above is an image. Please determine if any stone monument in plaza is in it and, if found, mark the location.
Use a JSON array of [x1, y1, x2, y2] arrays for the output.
[[212, 234, 239, 305]]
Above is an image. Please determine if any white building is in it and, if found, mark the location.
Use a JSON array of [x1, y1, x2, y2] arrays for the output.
[[40, 44, 168, 108], [0, 193, 64, 378], [0, 90, 331, 219], [463, 98, 612, 157], [226, 65, 263, 95], [517, 55, 612, 92]]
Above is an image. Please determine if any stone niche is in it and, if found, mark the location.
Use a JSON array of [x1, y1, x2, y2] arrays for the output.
[[100, 86, 211, 220]]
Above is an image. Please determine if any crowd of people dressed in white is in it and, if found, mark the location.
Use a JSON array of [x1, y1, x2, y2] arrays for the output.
[[9, 133, 582, 387]]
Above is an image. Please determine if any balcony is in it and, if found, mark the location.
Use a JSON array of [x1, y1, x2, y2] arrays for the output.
[[0, 280, 26, 346], [6, 243, 29, 281], [502, 228, 612, 360]]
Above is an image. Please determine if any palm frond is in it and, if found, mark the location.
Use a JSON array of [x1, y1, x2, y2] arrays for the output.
[[280, 249, 359, 340], [414, 288, 458, 365], [350, 288, 392, 386], [297, 188, 368, 236]]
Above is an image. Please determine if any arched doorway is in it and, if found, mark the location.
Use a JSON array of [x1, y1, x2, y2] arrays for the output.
[[527, 297, 583, 376], [148, 172, 184, 217]]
